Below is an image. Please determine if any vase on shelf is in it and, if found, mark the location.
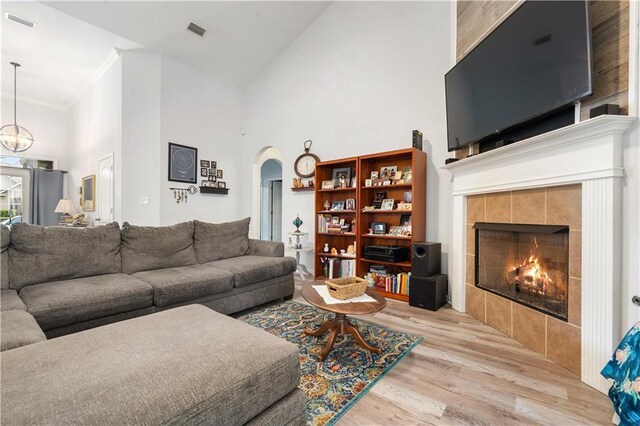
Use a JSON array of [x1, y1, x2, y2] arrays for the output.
[[293, 214, 303, 232]]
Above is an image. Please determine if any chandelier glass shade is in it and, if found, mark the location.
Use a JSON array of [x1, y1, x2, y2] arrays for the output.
[[0, 62, 34, 153]]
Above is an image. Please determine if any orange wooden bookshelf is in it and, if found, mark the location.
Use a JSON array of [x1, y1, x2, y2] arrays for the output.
[[314, 148, 426, 302]]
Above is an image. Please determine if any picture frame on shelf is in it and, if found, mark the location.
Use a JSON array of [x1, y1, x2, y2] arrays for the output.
[[351, 176, 357, 188], [331, 201, 345, 211], [216, 169, 223, 179], [208, 168, 216, 175], [211, 161, 217, 168], [208, 175, 216, 182], [403, 191, 412, 203], [372, 191, 386, 209], [399, 214, 412, 227], [332, 167, 351, 189], [365, 179, 372, 187], [345, 198, 356, 210], [389, 226, 404, 236], [218, 181, 226, 189], [200, 168, 208, 177], [200, 160, 210, 168], [168, 142, 197, 183], [370, 171, 379, 179], [380, 165, 397, 179], [381, 199, 395, 211], [321, 180, 334, 190]]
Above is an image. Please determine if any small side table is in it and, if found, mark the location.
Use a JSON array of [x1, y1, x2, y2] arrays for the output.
[[286, 231, 312, 281]]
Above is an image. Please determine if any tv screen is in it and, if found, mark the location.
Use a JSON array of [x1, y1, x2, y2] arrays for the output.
[[445, 1, 592, 152]]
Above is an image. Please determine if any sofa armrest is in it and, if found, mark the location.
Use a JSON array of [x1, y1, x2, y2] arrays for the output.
[[248, 239, 284, 257]]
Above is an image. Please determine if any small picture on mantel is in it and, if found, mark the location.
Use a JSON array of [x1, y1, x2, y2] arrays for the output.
[[218, 181, 226, 189], [208, 175, 216, 182]]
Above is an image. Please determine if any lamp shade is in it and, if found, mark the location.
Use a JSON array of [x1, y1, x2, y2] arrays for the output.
[[54, 199, 75, 214]]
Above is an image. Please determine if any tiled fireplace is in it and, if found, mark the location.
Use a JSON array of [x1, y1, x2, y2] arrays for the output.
[[443, 115, 636, 393], [465, 185, 581, 374]]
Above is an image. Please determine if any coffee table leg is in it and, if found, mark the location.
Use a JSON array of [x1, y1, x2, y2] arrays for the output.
[[343, 320, 382, 355], [318, 326, 340, 362], [304, 317, 337, 336]]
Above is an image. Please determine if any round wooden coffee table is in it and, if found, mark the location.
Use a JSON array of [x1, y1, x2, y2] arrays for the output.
[[301, 284, 387, 362]]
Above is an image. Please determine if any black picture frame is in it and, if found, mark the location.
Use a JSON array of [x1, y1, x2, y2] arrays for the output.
[[200, 168, 208, 177], [371, 222, 387, 235], [168, 142, 198, 183], [200, 160, 210, 168], [399, 214, 412, 227], [332, 167, 352, 188]]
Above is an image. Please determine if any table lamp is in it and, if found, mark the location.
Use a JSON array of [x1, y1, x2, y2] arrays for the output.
[[54, 199, 75, 224]]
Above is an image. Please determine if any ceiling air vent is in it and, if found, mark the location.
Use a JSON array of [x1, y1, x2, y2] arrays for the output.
[[5, 13, 36, 28], [187, 22, 206, 37]]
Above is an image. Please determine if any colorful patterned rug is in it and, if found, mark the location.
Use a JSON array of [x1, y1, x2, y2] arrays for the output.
[[237, 301, 423, 426]]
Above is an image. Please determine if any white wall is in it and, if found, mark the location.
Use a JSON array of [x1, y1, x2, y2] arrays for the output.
[[0, 99, 68, 170], [67, 58, 122, 221], [242, 1, 454, 272], [120, 51, 162, 226], [160, 56, 244, 225]]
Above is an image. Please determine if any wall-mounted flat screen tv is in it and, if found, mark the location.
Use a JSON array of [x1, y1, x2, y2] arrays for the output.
[[445, 1, 592, 152]]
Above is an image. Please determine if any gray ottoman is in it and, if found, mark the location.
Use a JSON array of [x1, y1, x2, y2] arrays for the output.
[[1, 304, 305, 425]]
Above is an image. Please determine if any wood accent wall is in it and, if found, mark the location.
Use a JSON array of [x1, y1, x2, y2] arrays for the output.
[[455, 0, 630, 157]]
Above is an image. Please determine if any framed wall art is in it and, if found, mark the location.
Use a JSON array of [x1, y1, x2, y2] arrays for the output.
[[168, 142, 198, 183]]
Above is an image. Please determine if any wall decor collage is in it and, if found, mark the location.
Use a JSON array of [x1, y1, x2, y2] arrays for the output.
[[199, 159, 226, 189]]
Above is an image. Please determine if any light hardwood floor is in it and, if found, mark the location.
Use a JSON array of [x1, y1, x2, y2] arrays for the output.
[[293, 280, 613, 425]]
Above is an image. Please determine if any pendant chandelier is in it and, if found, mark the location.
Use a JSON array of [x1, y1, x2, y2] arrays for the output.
[[0, 62, 34, 153]]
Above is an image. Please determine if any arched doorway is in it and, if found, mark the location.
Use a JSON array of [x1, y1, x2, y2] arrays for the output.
[[251, 146, 284, 240], [260, 159, 282, 241]]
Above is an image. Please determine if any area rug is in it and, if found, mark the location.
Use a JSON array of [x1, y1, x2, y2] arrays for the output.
[[237, 301, 423, 426]]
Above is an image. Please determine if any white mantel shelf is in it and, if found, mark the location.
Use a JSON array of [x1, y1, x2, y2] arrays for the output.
[[442, 114, 637, 393]]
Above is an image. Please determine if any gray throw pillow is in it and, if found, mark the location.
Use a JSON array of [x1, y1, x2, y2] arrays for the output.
[[8, 222, 122, 290], [121, 221, 197, 274], [194, 218, 250, 263]]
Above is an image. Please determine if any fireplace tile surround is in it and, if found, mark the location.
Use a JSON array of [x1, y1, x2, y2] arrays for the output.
[[442, 115, 636, 393], [465, 185, 581, 374]]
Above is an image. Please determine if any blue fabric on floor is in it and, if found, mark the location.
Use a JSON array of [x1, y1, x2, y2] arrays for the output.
[[602, 322, 640, 426]]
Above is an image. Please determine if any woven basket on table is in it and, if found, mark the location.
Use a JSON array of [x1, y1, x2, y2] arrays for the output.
[[325, 276, 368, 300]]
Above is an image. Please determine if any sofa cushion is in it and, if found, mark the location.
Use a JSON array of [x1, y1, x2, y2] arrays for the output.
[[133, 264, 234, 307], [1, 289, 25, 311], [8, 222, 122, 290], [0, 305, 301, 425], [1, 310, 46, 351], [1, 225, 9, 289], [206, 255, 297, 288], [121, 221, 197, 274], [194, 218, 250, 263], [19, 274, 154, 331]]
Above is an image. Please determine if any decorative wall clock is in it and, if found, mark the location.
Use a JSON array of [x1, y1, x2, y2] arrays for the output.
[[294, 140, 320, 178]]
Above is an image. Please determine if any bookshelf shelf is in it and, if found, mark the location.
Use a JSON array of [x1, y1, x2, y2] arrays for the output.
[[360, 234, 412, 240], [314, 148, 427, 304]]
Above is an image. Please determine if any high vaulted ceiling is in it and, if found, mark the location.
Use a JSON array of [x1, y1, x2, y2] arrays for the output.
[[44, 1, 331, 88], [1, 1, 140, 109], [1, 1, 330, 110]]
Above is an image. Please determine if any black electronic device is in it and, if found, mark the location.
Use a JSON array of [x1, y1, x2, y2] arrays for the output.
[[409, 274, 448, 311], [412, 130, 423, 150], [371, 222, 387, 235], [445, 0, 592, 152], [363, 245, 409, 263], [411, 242, 441, 277], [590, 103, 620, 118], [445, 158, 459, 165]]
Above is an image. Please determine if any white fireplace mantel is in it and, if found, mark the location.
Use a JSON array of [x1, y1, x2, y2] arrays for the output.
[[441, 114, 636, 393]]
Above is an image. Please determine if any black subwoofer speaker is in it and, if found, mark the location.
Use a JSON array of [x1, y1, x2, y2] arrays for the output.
[[411, 242, 441, 277], [409, 274, 448, 311]]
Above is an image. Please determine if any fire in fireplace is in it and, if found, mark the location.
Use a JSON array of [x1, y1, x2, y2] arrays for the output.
[[474, 223, 569, 321]]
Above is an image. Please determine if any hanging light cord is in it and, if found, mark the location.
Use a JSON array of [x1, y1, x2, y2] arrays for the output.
[[11, 62, 18, 125]]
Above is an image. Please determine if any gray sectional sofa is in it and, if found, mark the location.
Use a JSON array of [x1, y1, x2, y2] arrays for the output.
[[0, 219, 305, 425]]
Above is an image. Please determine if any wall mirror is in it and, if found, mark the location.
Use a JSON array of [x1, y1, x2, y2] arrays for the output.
[[82, 175, 96, 211]]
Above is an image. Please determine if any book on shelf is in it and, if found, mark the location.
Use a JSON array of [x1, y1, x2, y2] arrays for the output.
[[324, 258, 356, 279], [364, 271, 411, 295]]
